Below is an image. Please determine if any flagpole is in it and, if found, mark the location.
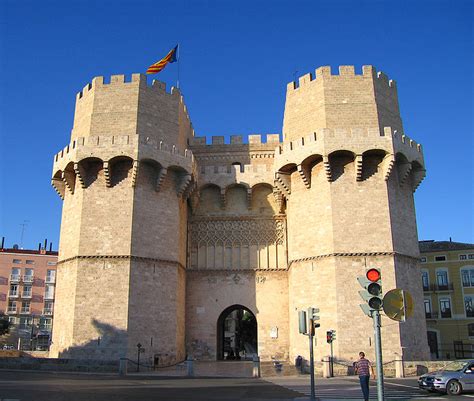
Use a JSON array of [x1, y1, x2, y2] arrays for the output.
[[177, 43, 180, 90]]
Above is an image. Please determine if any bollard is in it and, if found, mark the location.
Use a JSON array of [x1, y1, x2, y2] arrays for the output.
[[395, 358, 405, 378], [252, 355, 261, 378], [119, 357, 128, 376], [186, 356, 194, 377], [323, 356, 331, 378]]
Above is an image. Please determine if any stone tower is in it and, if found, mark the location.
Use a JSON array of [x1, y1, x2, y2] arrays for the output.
[[50, 65, 430, 364], [278, 65, 429, 361], [50, 74, 194, 363]]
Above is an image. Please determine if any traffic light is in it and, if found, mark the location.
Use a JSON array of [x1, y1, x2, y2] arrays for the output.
[[326, 330, 336, 343], [308, 307, 320, 336], [357, 268, 383, 313]]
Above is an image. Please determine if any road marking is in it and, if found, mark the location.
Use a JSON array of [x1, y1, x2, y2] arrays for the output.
[[384, 381, 421, 390], [463, 395, 474, 398]]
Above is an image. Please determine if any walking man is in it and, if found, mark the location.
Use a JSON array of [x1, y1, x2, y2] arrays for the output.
[[355, 351, 375, 401]]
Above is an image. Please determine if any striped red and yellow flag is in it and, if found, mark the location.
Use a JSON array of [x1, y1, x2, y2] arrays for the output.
[[146, 45, 179, 74]]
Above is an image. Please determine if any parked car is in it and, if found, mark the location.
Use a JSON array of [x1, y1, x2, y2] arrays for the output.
[[418, 360, 474, 395]]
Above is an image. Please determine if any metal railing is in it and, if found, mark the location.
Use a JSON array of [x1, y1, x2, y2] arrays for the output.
[[423, 283, 455, 292], [8, 291, 19, 298], [9, 274, 20, 282], [45, 276, 56, 283], [23, 275, 34, 283], [43, 309, 53, 315]]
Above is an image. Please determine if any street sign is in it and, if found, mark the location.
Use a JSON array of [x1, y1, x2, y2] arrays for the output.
[[383, 289, 414, 322]]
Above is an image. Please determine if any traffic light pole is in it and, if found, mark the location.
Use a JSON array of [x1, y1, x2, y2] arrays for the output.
[[330, 339, 334, 377], [372, 309, 385, 401], [309, 327, 315, 401]]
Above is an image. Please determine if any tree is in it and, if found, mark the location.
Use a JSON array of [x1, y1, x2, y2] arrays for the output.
[[0, 314, 10, 336]]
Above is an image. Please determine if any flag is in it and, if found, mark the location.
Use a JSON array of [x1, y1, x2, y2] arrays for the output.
[[146, 45, 179, 75]]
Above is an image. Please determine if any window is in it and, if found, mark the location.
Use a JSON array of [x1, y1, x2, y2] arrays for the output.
[[44, 284, 55, 299], [8, 316, 16, 324], [422, 271, 430, 290], [10, 268, 20, 282], [424, 299, 432, 318], [470, 254, 474, 260], [22, 285, 32, 298], [460, 255, 468, 260], [25, 260, 34, 265], [461, 269, 474, 287], [19, 316, 32, 329], [7, 300, 16, 313], [47, 261, 57, 266], [9, 284, 19, 297], [39, 317, 52, 331], [43, 301, 53, 315], [46, 269, 56, 283], [440, 298, 452, 318], [465, 297, 474, 318], [20, 301, 30, 313], [469, 324, 474, 337], [435, 256, 446, 262], [436, 270, 449, 289], [420, 257, 427, 263], [12, 259, 21, 264], [23, 268, 34, 283]]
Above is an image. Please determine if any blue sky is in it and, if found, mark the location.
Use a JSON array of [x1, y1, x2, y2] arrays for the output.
[[0, 0, 472, 250]]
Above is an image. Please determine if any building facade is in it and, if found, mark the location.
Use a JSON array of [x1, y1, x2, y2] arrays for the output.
[[0, 239, 57, 349], [420, 240, 474, 360], [49, 65, 430, 365]]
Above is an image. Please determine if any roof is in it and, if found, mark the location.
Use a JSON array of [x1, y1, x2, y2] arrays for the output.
[[419, 240, 474, 253], [0, 248, 58, 256]]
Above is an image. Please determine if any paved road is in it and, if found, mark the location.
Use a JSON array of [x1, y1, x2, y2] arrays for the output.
[[267, 375, 474, 400], [0, 370, 300, 401]]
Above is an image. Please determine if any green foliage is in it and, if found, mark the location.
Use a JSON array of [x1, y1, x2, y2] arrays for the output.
[[0, 314, 10, 336]]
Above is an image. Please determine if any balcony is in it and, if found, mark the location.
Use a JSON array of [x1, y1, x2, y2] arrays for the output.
[[425, 311, 439, 319], [22, 292, 32, 299], [6, 308, 17, 314], [43, 309, 53, 316], [44, 293, 54, 300], [8, 291, 19, 298], [20, 308, 31, 314], [10, 274, 20, 282], [424, 283, 455, 292], [23, 275, 34, 283], [45, 276, 56, 284]]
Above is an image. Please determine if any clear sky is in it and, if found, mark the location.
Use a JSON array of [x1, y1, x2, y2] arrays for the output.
[[0, 0, 472, 250]]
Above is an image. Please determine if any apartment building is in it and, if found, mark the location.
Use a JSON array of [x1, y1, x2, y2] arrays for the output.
[[420, 239, 474, 360], [0, 238, 58, 349]]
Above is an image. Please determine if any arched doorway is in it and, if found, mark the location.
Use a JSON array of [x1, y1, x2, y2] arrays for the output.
[[217, 305, 257, 361]]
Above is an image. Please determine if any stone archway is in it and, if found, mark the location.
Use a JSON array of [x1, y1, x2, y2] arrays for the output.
[[216, 305, 257, 361]]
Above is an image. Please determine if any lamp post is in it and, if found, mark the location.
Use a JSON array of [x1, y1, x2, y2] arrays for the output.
[[136, 343, 143, 372]]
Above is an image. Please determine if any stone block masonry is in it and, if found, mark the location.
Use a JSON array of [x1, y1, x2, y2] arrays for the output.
[[50, 66, 430, 365]]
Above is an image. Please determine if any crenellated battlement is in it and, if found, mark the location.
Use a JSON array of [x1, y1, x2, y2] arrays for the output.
[[52, 134, 193, 178], [189, 133, 281, 147], [274, 126, 424, 173], [287, 65, 397, 92], [76, 73, 177, 100]]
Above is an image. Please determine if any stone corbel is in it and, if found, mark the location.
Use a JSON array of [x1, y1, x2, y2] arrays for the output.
[[155, 167, 167, 192], [412, 168, 426, 192], [74, 162, 86, 188], [131, 160, 139, 187], [382, 154, 395, 182], [220, 188, 226, 209], [355, 154, 363, 181], [51, 178, 65, 200], [177, 174, 192, 197], [273, 189, 285, 213], [61, 170, 75, 194], [275, 172, 291, 195], [398, 162, 412, 185], [297, 164, 311, 189], [103, 161, 111, 188], [323, 156, 332, 182]]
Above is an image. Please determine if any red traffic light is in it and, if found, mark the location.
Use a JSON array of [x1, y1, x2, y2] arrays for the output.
[[366, 268, 381, 282]]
